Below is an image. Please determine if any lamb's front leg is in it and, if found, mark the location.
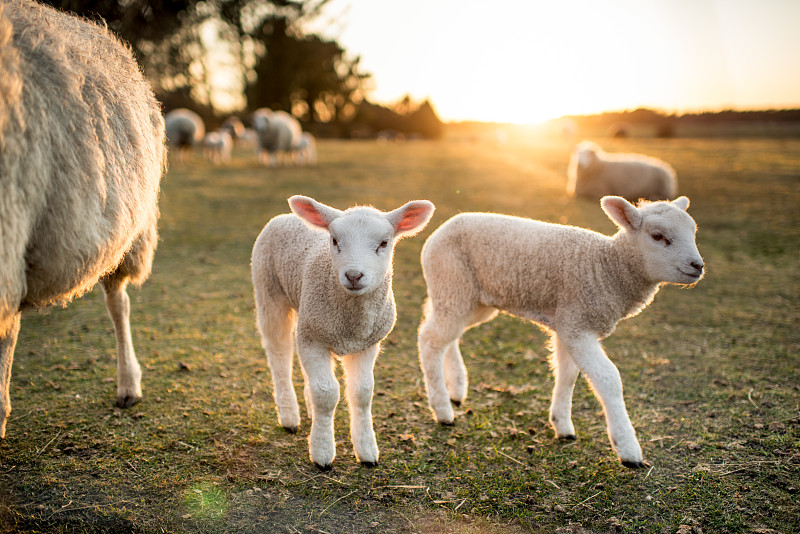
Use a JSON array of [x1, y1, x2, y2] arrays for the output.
[[558, 331, 645, 468], [101, 275, 141, 408], [342, 345, 380, 466], [298, 340, 339, 470]]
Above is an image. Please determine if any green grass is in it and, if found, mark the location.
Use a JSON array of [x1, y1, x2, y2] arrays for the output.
[[1, 133, 798, 533]]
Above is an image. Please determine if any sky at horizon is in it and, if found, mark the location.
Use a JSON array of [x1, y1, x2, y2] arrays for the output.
[[315, 0, 800, 124]]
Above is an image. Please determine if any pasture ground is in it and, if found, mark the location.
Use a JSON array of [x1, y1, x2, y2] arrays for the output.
[[0, 132, 798, 533]]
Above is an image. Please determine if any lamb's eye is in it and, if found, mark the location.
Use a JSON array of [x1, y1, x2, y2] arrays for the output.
[[331, 237, 338, 248], [651, 232, 671, 246], [376, 240, 388, 253]]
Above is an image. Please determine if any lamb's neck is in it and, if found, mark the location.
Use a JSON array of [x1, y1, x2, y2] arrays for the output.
[[603, 233, 661, 317]]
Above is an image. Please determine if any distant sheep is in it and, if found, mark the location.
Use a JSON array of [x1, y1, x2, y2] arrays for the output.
[[221, 116, 245, 141], [296, 132, 317, 165], [252, 108, 302, 166], [418, 196, 704, 467], [203, 130, 233, 164], [0, 0, 165, 437], [252, 196, 434, 469], [165, 108, 205, 161], [567, 141, 677, 201]]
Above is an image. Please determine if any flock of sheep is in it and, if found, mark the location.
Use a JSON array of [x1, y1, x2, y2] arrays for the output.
[[1, 0, 704, 475], [165, 106, 317, 167]]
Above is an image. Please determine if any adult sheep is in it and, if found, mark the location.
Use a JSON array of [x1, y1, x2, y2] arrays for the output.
[[253, 108, 302, 166], [567, 141, 677, 201], [418, 197, 704, 467], [165, 108, 205, 161], [0, 0, 165, 438]]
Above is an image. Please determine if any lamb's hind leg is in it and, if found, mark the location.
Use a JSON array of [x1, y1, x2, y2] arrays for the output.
[[258, 300, 300, 432], [101, 273, 141, 408], [443, 306, 498, 407], [549, 334, 580, 440], [419, 310, 469, 425], [557, 331, 645, 468], [0, 313, 21, 438]]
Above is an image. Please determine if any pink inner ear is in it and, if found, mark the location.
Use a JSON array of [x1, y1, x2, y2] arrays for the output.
[[396, 204, 431, 233], [291, 199, 329, 228]]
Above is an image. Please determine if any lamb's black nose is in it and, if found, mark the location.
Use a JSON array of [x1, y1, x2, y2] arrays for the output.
[[691, 261, 704, 272]]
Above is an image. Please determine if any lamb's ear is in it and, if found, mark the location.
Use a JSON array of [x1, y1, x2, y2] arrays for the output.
[[671, 196, 690, 211], [387, 200, 435, 238], [288, 195, 343, 230], [601, 196, 642, 231]]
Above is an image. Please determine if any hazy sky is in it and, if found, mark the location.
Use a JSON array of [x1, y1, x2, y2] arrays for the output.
[[317, 0, 800, 123]]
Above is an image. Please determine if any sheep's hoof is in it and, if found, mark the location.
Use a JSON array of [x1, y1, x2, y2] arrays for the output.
[[439, 420, 456, 427], [314, 462, 333, 472], [621, 459, 650, 469], [558, 434, 577, 441], [360, 461, 379, 468], [283, 426, 298, 434], [451, 399, 461, 407], [116, 394, 141, 409]]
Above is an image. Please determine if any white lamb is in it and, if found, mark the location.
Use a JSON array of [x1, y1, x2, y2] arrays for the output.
[[203, 130, 233, 164], [0, 0, 165, 437], [251, 195, 435, 469], [567, 141, 677, 201], [165, 108, 205, 162], [252, 108, 302, 166], [417, 196, 704, 467], [296, 132, 317, 165]]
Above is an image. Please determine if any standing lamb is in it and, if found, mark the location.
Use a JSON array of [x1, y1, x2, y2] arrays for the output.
[[567, 141, 677, 201], [252, 108, 302, 166], [203, 130, 233, 164], [296, 132, 317, 165], [165, 108, 205, 162], [252, 195, 435, 469], [0, 0, 165, 438], [417, 196, 704, 467]]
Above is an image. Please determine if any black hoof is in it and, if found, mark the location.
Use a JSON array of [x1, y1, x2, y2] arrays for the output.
[[621, 459, 650, 469], [451, 400, 461, 407], [116, 395, 141, 409], [439, 420, 456, 427], [314, 462, 333, 472], [361, 461, 379, 468], [558, 435, 577, 441], [283, 426, 298, 434]]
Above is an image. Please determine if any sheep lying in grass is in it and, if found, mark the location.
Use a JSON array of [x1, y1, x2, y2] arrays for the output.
[[0, 0, 165, 437], [417, 196, 704, 467], [165, 108, 205, 161], [252, 195, 435, 469], [253, 108, 302, 166], [567, 141, 677, 201]]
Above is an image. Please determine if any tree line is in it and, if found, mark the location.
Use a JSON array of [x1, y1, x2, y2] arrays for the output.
[[41, 0, 443, 138]]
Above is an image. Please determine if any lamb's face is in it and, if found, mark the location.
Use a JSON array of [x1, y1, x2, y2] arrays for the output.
[[328, 212, 396, 296], [638, 205, 704, 285]]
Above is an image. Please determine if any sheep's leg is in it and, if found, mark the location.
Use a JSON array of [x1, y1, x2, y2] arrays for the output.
[[558, 332, 645, 468], [418, 312, 468, 424], [341, 345, 379, 466], [257, 300, 300, 432], [101, 275, 141, 408], [442, 306, 498, 406], [443, 341, 468, 405], [549, 334, 580, 439], [298, 340, 339, 470], [0, 313, 21, 439]]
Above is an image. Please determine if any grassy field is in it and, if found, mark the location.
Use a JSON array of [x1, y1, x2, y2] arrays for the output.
[[0, 132, 798, 533]]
